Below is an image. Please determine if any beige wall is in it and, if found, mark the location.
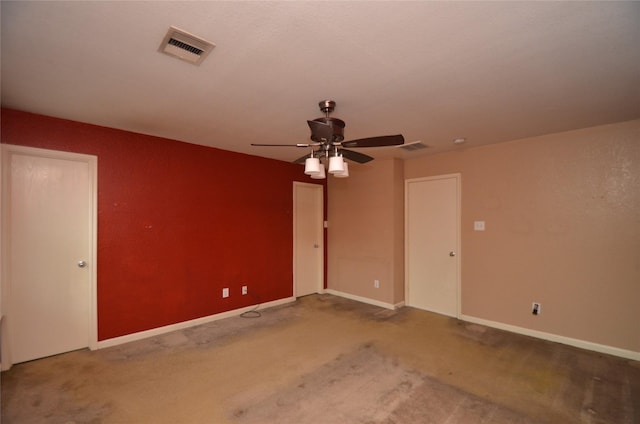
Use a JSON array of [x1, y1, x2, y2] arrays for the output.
[[405, 119, 640, 352], [328, 119, 639, 354], [327, 158, 404, 306]]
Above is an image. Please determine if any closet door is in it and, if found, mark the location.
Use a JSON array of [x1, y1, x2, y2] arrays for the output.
[[293, 182, 323, 297], [405, 174, 460, 317], [3, 145, 97, 365]]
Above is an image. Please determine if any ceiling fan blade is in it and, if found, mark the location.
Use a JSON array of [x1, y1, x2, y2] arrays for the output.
[[341, 134, 404, 148], [293, 153, 311, 164], [340, 149, 374, 164], [251, 143, 311, 147], [307, 120, 334, 143]]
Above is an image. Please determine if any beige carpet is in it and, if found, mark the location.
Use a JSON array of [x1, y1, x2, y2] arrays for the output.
[[2, 294, 639, 423], [229, 343, 540, 424]]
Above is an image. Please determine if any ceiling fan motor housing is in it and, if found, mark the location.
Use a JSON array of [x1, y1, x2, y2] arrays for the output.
[[311, 117, 345, 142]]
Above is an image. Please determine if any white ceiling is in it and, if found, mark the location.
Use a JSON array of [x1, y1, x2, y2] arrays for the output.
[[2, 1, 639, 163]]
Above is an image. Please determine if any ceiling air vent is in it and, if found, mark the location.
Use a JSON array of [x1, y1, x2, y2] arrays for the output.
[[158, 26, 215, 65], [399, 141, 429, 152]]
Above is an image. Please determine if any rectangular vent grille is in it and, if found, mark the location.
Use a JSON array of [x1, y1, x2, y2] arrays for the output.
[[399, 141, 429, 152], [167, 38, 204, 56], [159, 26, 215, 65]]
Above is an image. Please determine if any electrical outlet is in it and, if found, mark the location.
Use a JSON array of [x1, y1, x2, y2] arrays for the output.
[[242, 285, 248, 295], [532, 302, 541, 315], [374, 279, 380, 289], [222, 288, 229, 298]]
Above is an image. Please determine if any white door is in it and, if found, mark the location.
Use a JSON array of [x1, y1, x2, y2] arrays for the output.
[[2, 145, 97, 366], [293, 182, 323, 297], [405, 174, 460, 317]]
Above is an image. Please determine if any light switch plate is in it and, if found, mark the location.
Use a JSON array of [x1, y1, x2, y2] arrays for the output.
[[474, 221, 486, 231]]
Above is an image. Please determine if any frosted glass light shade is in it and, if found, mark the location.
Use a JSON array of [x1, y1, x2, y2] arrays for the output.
[[304, 157, 321, 175], [328, 155, 345, 174], [310, 164, 326, 179], [333, 161, 349, 178]]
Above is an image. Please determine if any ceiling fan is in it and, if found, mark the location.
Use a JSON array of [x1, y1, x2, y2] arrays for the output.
[[251, 100, 405, 173]]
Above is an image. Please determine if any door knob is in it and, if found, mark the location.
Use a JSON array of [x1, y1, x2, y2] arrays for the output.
[[77, 260, 87, 268], [449, 251, 456, 257]]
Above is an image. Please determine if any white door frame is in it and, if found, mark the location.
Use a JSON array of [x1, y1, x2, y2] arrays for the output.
[[293, 182, 324, 297], [404, 173, 461, 317], [1, 144, 98, 370]]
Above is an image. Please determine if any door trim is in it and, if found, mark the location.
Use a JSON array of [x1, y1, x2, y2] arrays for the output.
[[1, 144, 98, 370], [293, 182, 324, 297], [404, 173, 461, 317]]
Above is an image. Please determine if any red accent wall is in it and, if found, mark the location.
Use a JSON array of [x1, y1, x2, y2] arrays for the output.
[[2, 108, 326, 340]]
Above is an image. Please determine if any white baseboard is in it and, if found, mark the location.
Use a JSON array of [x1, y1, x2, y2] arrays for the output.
[[96, 296, 297, 350], [460, 314, 640, 362], [322, 291, 638, 361], [323, 289, 404, 310], [95, 293, 638, 362]]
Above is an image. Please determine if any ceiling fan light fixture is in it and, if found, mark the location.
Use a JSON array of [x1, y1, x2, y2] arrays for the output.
[[333, 161, 349, 178], [328, 155, 345, 174], [304, 157, 321, 175], [310, 164, 326, 179]]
